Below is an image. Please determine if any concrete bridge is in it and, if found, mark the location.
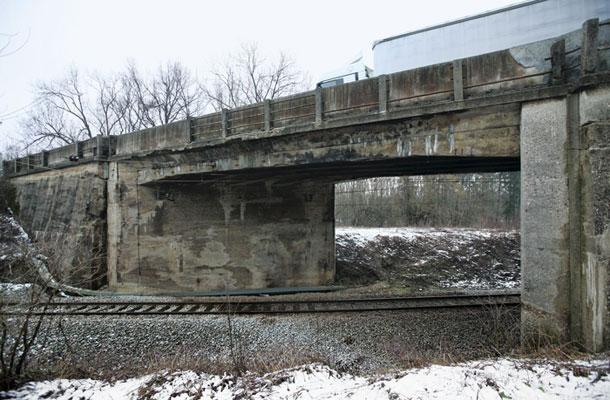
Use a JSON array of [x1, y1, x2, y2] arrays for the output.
[[3, 19, 610, 351]]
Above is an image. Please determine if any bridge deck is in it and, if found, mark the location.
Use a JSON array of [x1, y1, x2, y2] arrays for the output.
[[4, 18, 609, 178]]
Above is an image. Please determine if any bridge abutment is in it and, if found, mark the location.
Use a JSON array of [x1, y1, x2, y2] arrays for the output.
[[521, 85, 610, 351], [107, 161, 335, 294], [8, 163, 108, 289]]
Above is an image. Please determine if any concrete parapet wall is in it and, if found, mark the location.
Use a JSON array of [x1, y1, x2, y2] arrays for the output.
[[115, 120, 190, 156], [47, 143, 78, 166]]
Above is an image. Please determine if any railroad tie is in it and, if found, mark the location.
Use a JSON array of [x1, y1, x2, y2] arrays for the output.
[[187, 304, 201, 313], [202, 303, 216, 313]]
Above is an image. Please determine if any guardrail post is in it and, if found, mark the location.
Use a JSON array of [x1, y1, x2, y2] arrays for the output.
[[74, 140, 83, 159], [264, 99, 272, 131], [221, 109, 229, 138], [13, 159, 17, 174], [315, 87, 323, 125], [452, 59, 464, 101], [582, 18, 599, 75], [96, 135, 103, 157], [186, 116, 194, 142], [109, 136, 117, 156], [551, 39, 566, 85], [42, 151, 49, 167], [378, 75, 388, 114]]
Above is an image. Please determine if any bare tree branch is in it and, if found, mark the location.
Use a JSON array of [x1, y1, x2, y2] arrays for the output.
[[16, 45, 302, 152], [204, 43, 309, 111], [18, 62, 207, 152], [0, 30, 30, 58]]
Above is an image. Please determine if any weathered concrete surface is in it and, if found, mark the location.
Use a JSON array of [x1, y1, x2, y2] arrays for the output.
[[521, 85, 610, 351], [521, 98, 571, 342], [107, 161, 335, 293], [103, 105, 519, 294], [10, 163, 107, 289], [115, 120, 190, 156], [3, 19, 608, 351], [577, 87, 610, 351], [135, 105, 521, 185]]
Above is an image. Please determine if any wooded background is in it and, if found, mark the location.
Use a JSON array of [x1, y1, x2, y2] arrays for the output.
[[335, 172, 520, 229]]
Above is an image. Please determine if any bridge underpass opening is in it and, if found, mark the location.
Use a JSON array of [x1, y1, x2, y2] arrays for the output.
[[333, 172, 521, 294]]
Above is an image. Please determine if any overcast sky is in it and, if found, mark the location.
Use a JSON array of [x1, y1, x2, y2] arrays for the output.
[[0, 0, 518, 151]]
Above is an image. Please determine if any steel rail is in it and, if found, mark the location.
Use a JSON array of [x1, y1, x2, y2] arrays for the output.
[[1, 292, 520, 316]]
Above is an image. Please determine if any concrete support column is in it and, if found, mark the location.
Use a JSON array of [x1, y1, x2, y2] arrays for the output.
[[521, 98, 571, 343], [521, 85, 610, 351], [576, 86, 610, 351]]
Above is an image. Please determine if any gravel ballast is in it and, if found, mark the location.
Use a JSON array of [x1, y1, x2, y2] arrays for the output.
[[17, 303, 520, 378]]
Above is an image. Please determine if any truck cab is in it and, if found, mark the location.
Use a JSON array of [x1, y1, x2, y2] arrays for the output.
[[316, 54, 374, 88]]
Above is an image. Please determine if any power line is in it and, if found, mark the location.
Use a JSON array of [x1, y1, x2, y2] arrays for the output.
[[0, 98, 42, 120]]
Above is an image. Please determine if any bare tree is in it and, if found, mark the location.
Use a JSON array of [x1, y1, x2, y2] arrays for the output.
[[123, 61, 206, 128], [16, 45, 305, 152], [90, 73, 125, 137], [205, 43, 310, 111], [18, 61, 207, 152], [19, 67, 94, 150], [19, 100, 81, 149]]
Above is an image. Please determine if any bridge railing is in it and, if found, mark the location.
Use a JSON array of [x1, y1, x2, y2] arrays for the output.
[[270, 91, 317, 129], [190, 91, 319, 142], [192, 111, 222, 140], [4, 18, 608, 177], [3, 136, 115, 175]]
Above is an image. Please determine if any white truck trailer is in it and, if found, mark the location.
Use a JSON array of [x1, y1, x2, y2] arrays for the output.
[[373, 0, 610, 75]]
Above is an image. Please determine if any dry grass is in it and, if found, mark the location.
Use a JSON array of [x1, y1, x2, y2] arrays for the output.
[[140, 343, 331, 378]]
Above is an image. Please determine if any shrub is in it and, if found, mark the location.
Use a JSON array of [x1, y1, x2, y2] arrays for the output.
[[0, 178, 18, 216]]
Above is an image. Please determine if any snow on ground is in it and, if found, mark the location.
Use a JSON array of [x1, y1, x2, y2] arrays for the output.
[[0, 211, 32, 277], [0, 210, 30, 244], [4, 358, 609, 399], [0, 282, 32, 293], [336, 226, 495, 248]]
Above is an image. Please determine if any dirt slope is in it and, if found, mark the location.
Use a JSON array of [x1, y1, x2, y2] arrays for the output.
[[336, 227, 520, 293]]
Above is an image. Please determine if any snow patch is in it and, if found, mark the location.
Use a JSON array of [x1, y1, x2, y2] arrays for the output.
[[4, 359, 610, 399], [336, 227, 495, 247]]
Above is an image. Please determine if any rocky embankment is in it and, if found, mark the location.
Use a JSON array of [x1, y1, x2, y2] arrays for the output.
[[336, 227, 520, 292]]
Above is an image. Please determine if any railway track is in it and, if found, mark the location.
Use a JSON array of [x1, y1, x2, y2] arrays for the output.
[[1, 291, 520, 316]]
